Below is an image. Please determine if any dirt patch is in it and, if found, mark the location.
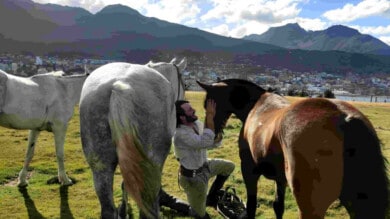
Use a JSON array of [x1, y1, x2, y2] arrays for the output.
[[376, 126, 390, 131], [4, 171, 33, 187]]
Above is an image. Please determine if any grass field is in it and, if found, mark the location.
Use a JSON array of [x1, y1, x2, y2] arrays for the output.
[[0, 91, 389, 218]]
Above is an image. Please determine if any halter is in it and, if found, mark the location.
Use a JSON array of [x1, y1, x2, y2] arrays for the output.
[[173, 64, 186, 101]]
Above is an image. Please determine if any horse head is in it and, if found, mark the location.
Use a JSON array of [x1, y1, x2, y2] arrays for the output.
[[197, 79, 266, 136], [147, 58, 187, 100]]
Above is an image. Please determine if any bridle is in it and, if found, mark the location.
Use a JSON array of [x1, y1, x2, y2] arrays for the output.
[[173, 64, 186, 101]]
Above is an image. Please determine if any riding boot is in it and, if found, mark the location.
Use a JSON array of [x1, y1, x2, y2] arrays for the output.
[[159, 189, 192, 216], [206, 175, 229, 208]]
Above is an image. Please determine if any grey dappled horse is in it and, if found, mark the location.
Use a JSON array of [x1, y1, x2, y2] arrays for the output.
[[0, 70, 88, 186], [79, 58, 187, 218]]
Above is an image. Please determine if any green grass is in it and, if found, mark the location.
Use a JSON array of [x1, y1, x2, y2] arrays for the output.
[[0, 92, 389, 218]]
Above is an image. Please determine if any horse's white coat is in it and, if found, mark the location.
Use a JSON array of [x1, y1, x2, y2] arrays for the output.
[[79, 58, 187, 218], [0, 70, 88, 186]]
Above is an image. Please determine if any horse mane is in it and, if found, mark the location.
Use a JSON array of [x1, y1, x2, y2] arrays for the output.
[[32, 71, 65, 78], [146, 61, 173, 74], [146, 60, 168, 67], [31, 71, 88, 80], [220, 78, 266, 92]]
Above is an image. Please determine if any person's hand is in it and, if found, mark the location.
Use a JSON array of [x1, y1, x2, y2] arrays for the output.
[[204, 99, 216, 132], [214, 132, 223, 144], [205, 99, 216, 118]]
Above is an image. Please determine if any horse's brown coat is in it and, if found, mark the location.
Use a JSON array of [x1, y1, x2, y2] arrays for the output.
[[198, 79, 389, 219], [281, 98, 344, 218]]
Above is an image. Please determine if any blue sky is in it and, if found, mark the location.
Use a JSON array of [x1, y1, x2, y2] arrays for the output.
[[33, 0, 390, 45]]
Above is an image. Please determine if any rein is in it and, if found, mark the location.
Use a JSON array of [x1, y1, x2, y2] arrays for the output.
[[173, 64, 185, 101]]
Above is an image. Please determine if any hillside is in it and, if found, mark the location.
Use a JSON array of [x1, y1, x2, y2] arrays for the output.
[[0, 0, 389, 74], [244, 23, 390, 55]]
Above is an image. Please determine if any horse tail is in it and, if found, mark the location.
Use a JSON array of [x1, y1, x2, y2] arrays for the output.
[[108, 81, 161, 218], [341, 116, 389, 218]]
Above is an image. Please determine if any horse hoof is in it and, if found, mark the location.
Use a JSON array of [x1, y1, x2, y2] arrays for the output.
[[61, 179, 73, 186], [47, 176, 73, 186]]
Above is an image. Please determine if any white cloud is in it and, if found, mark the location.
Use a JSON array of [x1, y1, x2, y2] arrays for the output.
[[351, 24, 390, 45], [323, 0, 390, 23], [203, 21, 271, 39], [202, 0, 303, 24], [293, 17, 328, 31], [204, 24, 230, 36], [240, 17, 328, 36], [33, 0, 202, 25], [33, 0, 105, 13], [102, 0, 150, 13], [143, 0, 201, 25], [379, 36, 390, 45], [231, 21, 270, 38], [200, 0, 306, 38], [200, 1, 236, 23], [34, 0, 158, 14], [354, 25, 390, 36]]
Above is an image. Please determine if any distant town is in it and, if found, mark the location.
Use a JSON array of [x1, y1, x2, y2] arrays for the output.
[[0, 53, 389, 102]]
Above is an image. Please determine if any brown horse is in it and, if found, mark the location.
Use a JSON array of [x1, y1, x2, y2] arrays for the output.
[[197, 79, 389, 219]]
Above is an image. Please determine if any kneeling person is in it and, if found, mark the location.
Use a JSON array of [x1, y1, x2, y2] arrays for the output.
[[174, 99, 235, 218]]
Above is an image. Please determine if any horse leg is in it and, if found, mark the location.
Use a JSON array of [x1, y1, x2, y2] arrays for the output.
[[92, 166, 117, 218], [84, 138, 118, 217], [241, 162, 261, 219], [53, 126, 73, 186], [82, 130, 119, 218], [118, 182, 129, 219], [17, 130, 40, 187], [273, 178, 286, 219]]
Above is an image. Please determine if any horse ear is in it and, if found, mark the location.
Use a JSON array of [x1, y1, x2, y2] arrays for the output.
[[146, 60, 153, 67], [176, 57, 187, 72], [170, 57, 177, 64], [196, 80, 211, 90], [229, 86, 250, 110]]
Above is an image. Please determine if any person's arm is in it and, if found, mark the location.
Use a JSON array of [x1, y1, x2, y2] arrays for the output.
[[174, 127, 215, 149], [205, 99, 223, 147], [204, 99, 216, 132]]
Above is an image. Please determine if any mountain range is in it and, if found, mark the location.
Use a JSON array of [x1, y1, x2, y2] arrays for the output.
[[243, 23, 390, 56], [0, 0, 389, 74], [0, 0, 276, 50]]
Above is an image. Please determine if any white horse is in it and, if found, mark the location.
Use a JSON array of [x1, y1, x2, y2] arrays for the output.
[[0, 70, 88, 187], [79, 58, 186, 218]]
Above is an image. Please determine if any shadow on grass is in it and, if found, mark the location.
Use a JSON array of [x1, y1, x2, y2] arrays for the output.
[[160, 206, 191, 219], [60, 186, 74, 219], [18, 187, 45, 219], [18, 184, 75, 219]]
